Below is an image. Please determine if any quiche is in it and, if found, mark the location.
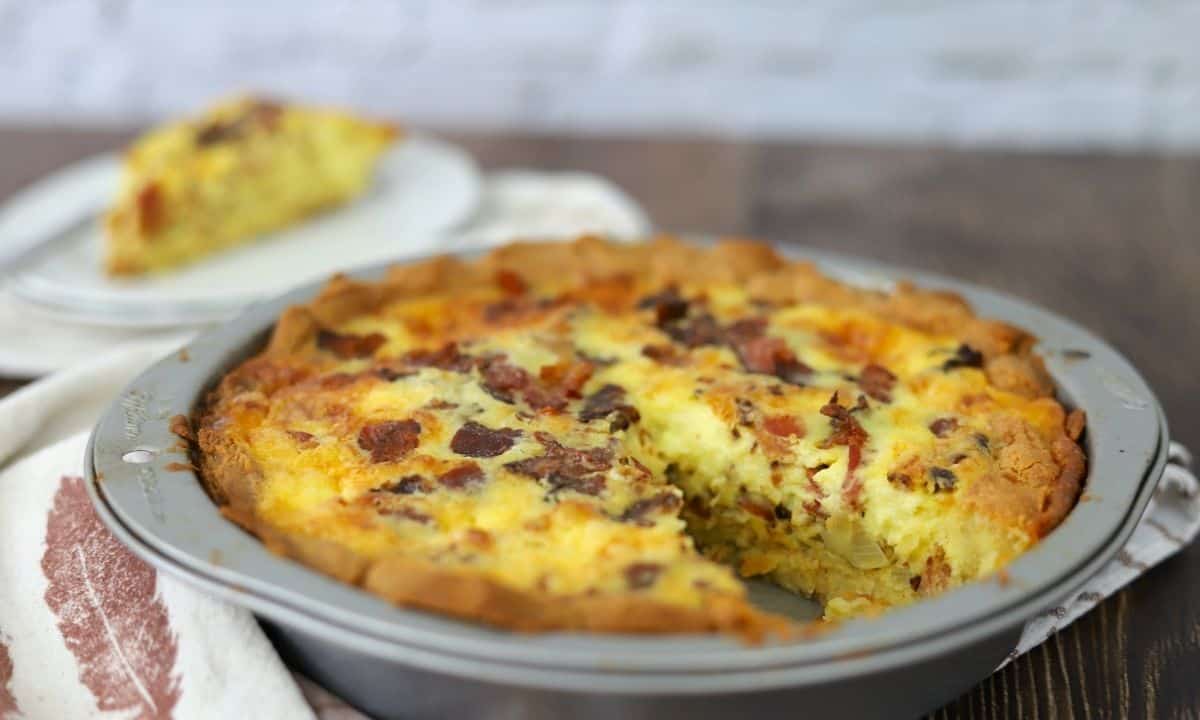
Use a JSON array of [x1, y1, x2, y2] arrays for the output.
[[193, 236, 1086, 639], [104, 96, 397, 276]]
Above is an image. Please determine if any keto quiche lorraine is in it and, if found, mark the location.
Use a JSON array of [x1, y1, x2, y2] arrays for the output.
[[104, 96, 397, 275], [193, 236, 1085, 639]]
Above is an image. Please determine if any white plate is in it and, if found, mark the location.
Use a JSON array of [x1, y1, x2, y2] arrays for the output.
[[4, 135, 482, 328]]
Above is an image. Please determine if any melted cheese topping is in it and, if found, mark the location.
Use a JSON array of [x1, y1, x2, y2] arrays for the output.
[[212, 276, 1078, 620]]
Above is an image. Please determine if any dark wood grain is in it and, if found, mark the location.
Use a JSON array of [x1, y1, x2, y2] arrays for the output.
[[1, 125, 1197, 719]]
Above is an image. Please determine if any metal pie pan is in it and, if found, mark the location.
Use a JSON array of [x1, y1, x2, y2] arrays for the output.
[[87, 242, 1167, 715]]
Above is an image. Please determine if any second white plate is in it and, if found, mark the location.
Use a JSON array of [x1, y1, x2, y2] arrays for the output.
[[6, 135, 482, 328]]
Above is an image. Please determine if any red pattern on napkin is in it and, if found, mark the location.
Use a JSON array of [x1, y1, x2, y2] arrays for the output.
[[0, 631, 17, 719], [41, 476, 182, 719]]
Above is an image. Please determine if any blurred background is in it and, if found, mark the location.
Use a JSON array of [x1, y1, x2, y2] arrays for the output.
[[2, 0, 1197, 150]]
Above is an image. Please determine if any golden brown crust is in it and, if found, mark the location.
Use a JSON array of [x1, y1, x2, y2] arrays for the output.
[[362, 555, 790, 639], [201, 434, 791, 640], [194, 235, 1086, 637]]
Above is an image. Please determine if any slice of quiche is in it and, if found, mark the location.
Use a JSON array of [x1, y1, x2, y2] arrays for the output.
[[193, 236, 1085, 639], [103, 96, 398, 276]]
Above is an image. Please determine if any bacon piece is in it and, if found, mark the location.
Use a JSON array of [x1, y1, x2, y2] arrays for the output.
[[579, 384, 641, 431], [773, 356, 814, 385], [619, 492, 682, 525], [196, 120, 241, 146], [624, 563, 663, 590], [438, 463, 486, 490], [929, 466, 957, 492], [663, 313, 724, 348], [476, 355, 574, 411], [842, 461, 864, 508], [450, 421, 522, 458], [578, 384, 631, 421], [737, 336, 785, 375], [763, 415, 804, 438], [641, 343, 685, 365], [316, 372, 358, 390], [920, 549, 953, 595], [486, 295, 568, 323], [637, 287, 690, 324], [725, 319, 811, 384], [371, 366, 412, 382], [734, 397, 756, 426], [725, 316, 769, 342], [357, 420, 421, 463], [942, 344, 984, 371], [859, 364, 897, 403], [738, 494, 777, 524], [929, 417, 959, 438], [478, 356, 532, 404], [504, 432, 612, 496], [382, 506, 432, 524], [495, 269, 528, 296], [380, 475, 428, 495], [625, 456, 655, 480], [483, 298, 525, 323], [805, 464, 830, 498], [802, 499, 828, 519], [287, 430, 316, 446], [578, 351, 617, 368], [686, 494, 712, 519], [317, 329, 387, 359], [539, 360, 594, 398], [463, 528, 494, 549], [819, 395, 869, 449], [546, 473, 606, 496], [523, 385, 569, 412], [819, 394, 870, 511], [403, 342, 476, 373], [720, 319, 768, 372], [135, 182, 165, 234], [195, 100, 282, 146], [250, 99, 284, 128]]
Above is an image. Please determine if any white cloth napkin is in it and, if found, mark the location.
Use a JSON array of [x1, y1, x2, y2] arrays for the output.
[[450, 170, 649, 249], [0, 341, 1196, 719], [0, 433, 315, 720], [1002, 441, 1199, 667]]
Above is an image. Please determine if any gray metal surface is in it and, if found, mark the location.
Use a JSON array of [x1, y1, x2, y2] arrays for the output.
[[89, 442, 1160, 719], [86, 242, 1169, 717]]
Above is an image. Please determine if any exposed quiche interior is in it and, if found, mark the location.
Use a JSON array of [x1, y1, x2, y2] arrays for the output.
[[104, 96, 398, 276], [193, 236, 1086, 640]]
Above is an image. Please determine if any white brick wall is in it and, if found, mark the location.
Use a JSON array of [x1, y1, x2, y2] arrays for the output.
[[0, 0, 1196, 150]]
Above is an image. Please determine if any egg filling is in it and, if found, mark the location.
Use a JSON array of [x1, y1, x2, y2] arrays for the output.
[[104, 96, 397, 275], [196, 238, 1085, 634]]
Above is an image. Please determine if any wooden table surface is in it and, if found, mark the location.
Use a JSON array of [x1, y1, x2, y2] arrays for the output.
[[2, 126, 1197, 719]]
